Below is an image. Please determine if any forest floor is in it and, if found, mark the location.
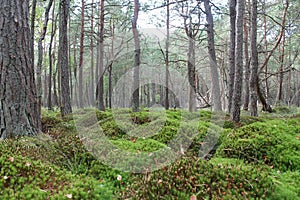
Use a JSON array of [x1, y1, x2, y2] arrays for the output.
[[0, 106, 300, 199]]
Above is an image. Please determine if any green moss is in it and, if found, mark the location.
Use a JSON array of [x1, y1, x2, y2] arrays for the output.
[[121, 157, 273, 199], [110, 138, 166, 152], [216, 119, 300, 171], [0, 154, 114, 199]]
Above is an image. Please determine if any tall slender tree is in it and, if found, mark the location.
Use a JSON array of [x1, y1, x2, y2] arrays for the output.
[[59, 0, 72, 116], [204, 0, 222, 111], [37, 0, 54, 111], [165, 0, 170, 110], [249, 0, 259, 116], [132, 0, 141, 112], [96, 0, 106, 111], [228, 0, 237, 113], [79, 0, 85, 108], [0, 0, 40, 138], [231, 0, 244, 122]]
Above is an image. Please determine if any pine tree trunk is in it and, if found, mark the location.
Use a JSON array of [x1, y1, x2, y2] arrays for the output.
[[228, 0, 237, 113], [204, 0, 222, 111], [132, 0, 140, 112], [231, 0, 244, 122], [243, 0, 250, 111], [78, 0, 85, 108], [59, 0, 72, 116], [165, 0, 170, 110], [249, 0, 259, 116], [96, 0, 105, 111], [0, 0, 40, 138]]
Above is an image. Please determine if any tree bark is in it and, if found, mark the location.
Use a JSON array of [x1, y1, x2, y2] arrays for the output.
[[249, 0, 259, 116], [228, 0, 237, 113], [0, 0, 40, 138], [78, 0, 85, 108], [165, 0, 170, 110], [132, 0, 140, 112], [96, 0, 105, 111], [90, 0, 95, 106], [231, 0, 244, 122], [204, 0, 222, 112], [243, 0, 250, 111], [59, 0, 72, 116]]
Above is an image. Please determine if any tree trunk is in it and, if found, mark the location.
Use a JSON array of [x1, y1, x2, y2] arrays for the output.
[[249, 0, 259, 116], [31, 0, 37, 62], [152, 82, 156, 105], [132, 0, 140, 112], [48, 1, 57, 110], [90, 0, 95, 106], [0, 0, 40, 138], [231, 0, 244, 122], [276, 29, 286, 105], [96, 0, 105, 111], [228, 0, 237, 113], [38, 0, 54, 111], [188, 36, 196, 112], [243, 0, 250, 111], [59, 0, 72, 116], [204, 0, 222, 112], [78, 0, 85, 108], [165, 0, 170, 110]]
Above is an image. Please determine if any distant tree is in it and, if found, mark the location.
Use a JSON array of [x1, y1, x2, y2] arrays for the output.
[[203, 0, 222, 112], [0, 0, 40, 138], [59, 0, 72, 116], [37, 0, 54, 111]]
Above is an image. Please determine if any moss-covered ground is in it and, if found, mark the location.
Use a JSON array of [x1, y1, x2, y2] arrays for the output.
[[0, 107, 299, 199]]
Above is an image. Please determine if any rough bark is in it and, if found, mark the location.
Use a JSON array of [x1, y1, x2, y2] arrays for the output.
[[231, 0, 244, 122], [243, 0, 250, 111], [0, 0, 40, 138], [228, 0, 237, 113], [31, 0, 37, 61], [249, 0, 259, 116], [204, 0, 222, 111], [132, 0, 140, 112], [59, 0, 72, 116], [187, 36, 196, 112], [96, 0, 105, 111]]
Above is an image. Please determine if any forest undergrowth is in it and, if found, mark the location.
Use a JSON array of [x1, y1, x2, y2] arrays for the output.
[[0, 107, 299, 199]]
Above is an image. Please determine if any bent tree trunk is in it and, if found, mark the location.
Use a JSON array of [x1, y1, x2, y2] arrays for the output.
[[0, 0, 40, 139]]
